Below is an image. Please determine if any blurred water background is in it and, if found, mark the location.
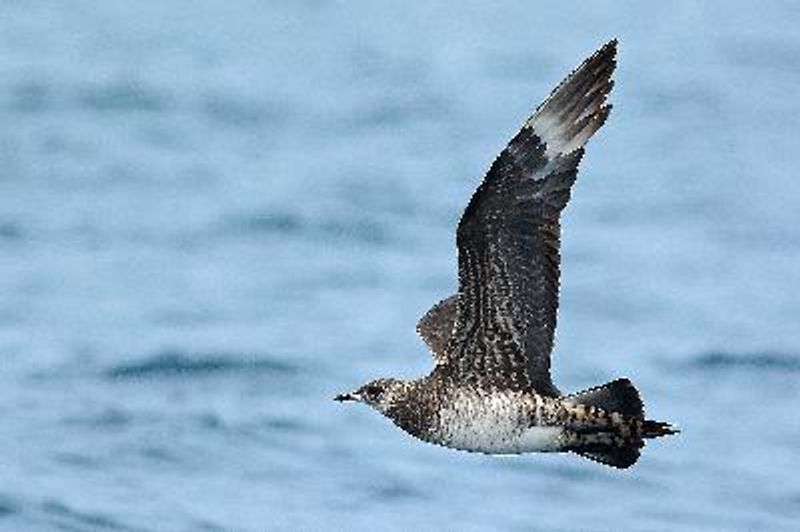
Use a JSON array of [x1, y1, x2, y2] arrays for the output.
[[1, 1, 799, 530]]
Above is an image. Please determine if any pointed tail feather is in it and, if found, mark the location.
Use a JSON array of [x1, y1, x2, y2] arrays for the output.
[[566, 377, 678, 468], [642, 419, 680, 439]]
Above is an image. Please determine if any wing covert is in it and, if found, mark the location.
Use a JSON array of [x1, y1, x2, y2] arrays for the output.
[[416, 295, 458, 364]]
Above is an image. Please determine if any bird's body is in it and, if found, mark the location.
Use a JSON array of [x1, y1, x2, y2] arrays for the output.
[[336, 40, 678, 469], [392, 380, 566, 454], [374, 370, 671, 465]]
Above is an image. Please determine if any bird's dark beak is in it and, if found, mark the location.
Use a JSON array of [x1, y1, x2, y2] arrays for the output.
[[334, 393, 357, 402]]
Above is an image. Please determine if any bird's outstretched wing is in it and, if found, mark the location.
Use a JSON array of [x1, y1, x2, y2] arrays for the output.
[[436, 40, 617, 394]]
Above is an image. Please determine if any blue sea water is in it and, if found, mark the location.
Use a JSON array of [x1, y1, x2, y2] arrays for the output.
[[1, 1, 799, 530]]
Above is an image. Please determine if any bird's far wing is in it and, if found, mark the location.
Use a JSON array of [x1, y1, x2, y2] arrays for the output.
[[441, 40, 617, 395], [416, 295, 458, 364]]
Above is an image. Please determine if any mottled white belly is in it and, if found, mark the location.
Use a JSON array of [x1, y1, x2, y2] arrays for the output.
[[436, 395, 564, 454], [441, 423, 564, 454], [512, 425, 564, 453]]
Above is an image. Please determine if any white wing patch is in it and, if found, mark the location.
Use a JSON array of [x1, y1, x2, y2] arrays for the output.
[[525, 39, 616, 159]]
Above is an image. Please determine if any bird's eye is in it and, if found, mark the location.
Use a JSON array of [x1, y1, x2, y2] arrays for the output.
[[364, 385, 382, 398]]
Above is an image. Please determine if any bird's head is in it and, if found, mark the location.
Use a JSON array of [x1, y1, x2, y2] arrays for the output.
[[334, 378, 407, 413]]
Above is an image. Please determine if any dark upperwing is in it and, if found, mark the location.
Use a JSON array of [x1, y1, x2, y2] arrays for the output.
[[421, 40, 617, 394]]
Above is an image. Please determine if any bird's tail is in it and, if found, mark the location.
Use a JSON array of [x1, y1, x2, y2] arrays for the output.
[[563, 378, 679, 468], [642, 419, 680, 439]]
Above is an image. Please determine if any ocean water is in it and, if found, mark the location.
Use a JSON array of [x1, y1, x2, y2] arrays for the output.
[[1, 1, 799, 530]]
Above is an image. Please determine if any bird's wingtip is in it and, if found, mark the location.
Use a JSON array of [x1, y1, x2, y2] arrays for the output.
[[602, 38, 619, 52]]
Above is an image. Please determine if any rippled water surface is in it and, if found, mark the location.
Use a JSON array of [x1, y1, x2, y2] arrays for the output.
[[2, 2, 800, 531]]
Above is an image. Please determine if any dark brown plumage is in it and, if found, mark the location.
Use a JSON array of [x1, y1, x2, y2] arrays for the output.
[[429, 41, 616, 395], [336, 40, 678, 469]]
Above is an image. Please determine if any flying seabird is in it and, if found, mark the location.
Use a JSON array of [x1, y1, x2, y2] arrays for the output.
[[335, 40, 677, 468]]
